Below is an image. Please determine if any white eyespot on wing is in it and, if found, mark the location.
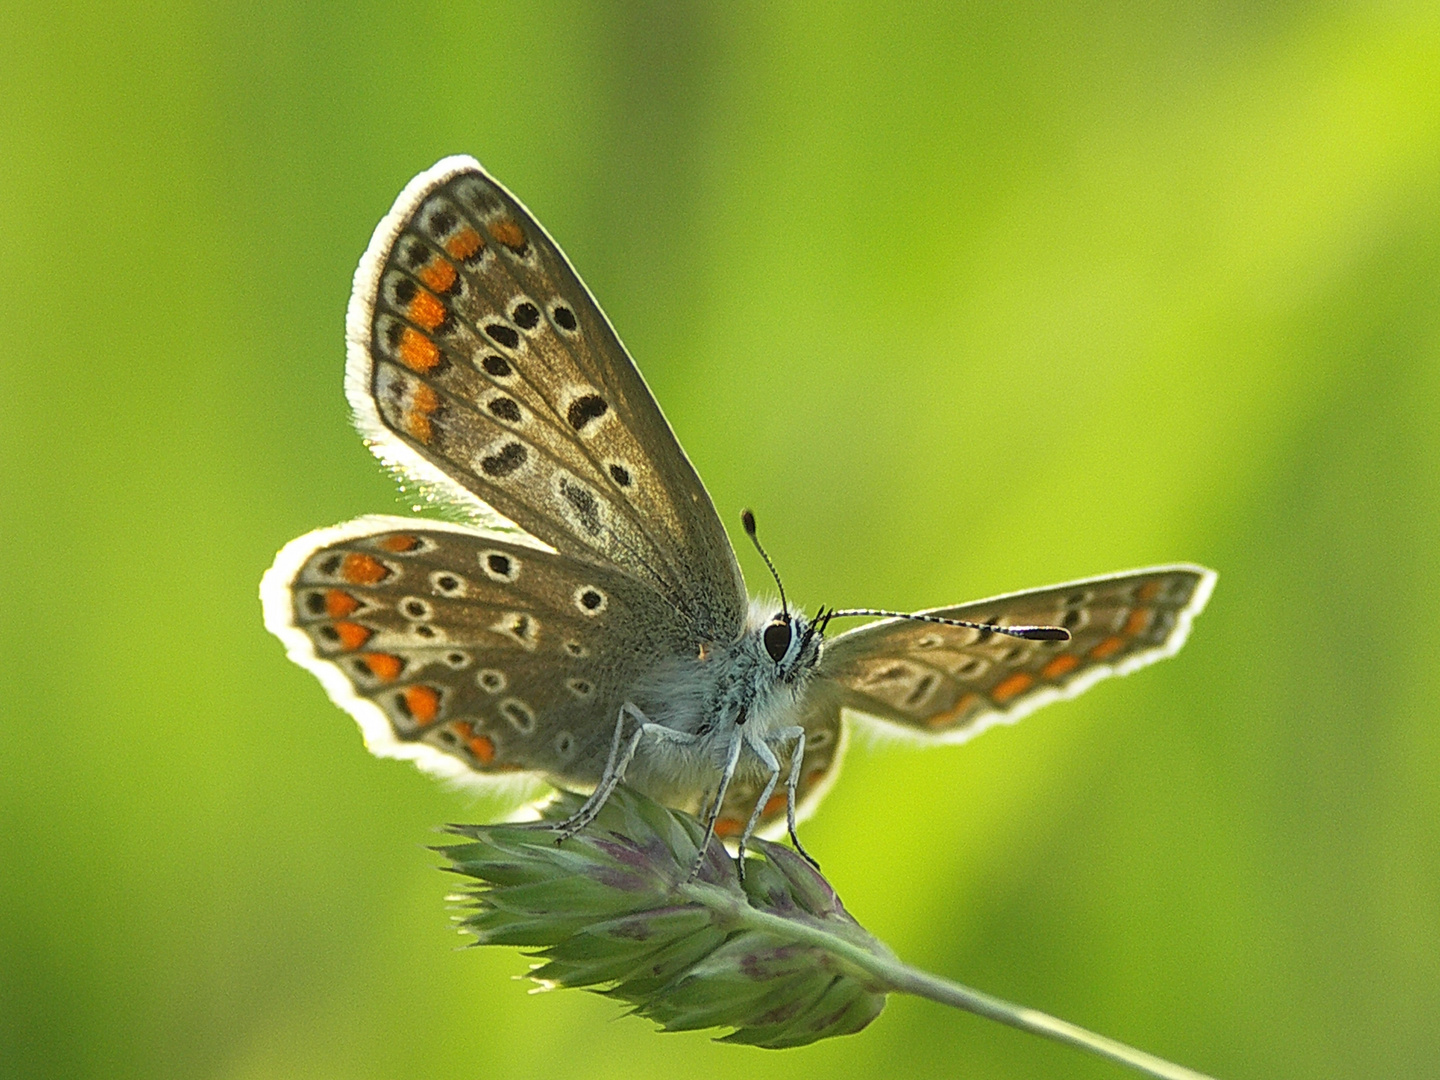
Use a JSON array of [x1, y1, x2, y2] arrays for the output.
[[476, 668, 507, 693], [491, 611, 540, 650], [806, 727, 834, 749], [478, 549, 521, 582], [548, 301, 580, 336], [399, 596, 433, 621], [499, 698, 536, 733], [507, 297, 544, 335], [429, 571, 468, 596], [604, 461, 635, 489], [573, 585, 608, 616], [478, 317, 523, 355]]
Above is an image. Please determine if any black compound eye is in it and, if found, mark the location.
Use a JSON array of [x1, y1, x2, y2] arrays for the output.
[[763, 619, 793, 663]]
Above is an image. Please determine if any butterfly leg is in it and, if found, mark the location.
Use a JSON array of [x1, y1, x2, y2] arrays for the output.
[[776, 726, 820, 870], [545, 706, 630, 837], [689, 730, 745, 882], [733, 727, 784, 874], [731, 726, 819, 873], [555, 703, 697, 842]]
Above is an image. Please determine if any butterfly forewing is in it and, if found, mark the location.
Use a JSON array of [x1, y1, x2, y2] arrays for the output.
[[262, 516, 696, 790], [348, 157, 745, 640], [819, 566, 1215, 742]]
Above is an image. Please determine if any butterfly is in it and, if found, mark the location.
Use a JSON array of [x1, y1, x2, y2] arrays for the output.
[[260, 156, 1216, 869]]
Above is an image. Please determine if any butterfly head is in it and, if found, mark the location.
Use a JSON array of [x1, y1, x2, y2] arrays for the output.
[[741, 510, 830, 681], [756, 605, 833, 683]]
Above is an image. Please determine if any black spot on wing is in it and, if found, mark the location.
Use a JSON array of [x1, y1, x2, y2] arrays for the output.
[[485, 324, 519, 349], [567, 394, 608, 431], [480, 441, 527, 477]]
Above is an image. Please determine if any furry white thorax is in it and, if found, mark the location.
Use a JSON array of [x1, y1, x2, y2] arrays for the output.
[[618, 599, 823, 805]]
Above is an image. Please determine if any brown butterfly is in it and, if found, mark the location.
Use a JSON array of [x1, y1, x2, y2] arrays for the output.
[[261, 157, 1215, 866]]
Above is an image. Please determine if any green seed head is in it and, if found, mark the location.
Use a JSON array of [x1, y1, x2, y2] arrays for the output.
[[438, 786, 888, 1048]]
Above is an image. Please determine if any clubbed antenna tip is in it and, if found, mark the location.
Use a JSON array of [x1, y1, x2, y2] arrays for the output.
[[740, 509, 787, 617], [1014, 626, 1071, 641]]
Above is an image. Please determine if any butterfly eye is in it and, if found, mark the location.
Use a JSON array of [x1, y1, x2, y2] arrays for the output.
[[763, 619, 793, 663]]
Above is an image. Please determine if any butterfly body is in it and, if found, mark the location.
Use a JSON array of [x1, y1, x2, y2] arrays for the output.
[[614, 601, 823, 804], [262, 156, 1215, 848]]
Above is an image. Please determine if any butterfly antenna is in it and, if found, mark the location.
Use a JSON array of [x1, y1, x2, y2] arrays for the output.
[[819, 606, 837, 635], [796, 604, 828, 655], [741, 509, 788, 618], [826, 608, 1070, 642]]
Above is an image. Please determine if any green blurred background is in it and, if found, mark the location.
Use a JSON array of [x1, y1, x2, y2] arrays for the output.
[[3, 2, 1438, 1078]]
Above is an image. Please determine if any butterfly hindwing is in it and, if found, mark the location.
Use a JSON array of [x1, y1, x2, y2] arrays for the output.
[[347, 157, 745, 640], [819, 566, 1216, 742], [260, 515, 696, 793]]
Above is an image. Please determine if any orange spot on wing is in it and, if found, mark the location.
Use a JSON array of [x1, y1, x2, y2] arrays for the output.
[[445, 227, 484, 261], [397, 327, 441, 372], [1138, 580, 1163, 601], [468, 733, 496, 764], [1041, 654, 1080, 680], [991, 672, 1034, 704], [763, 793, 787, 818], [418, 258, 457, 294], [803, 767, 828, 788], [333, 621, 371, 650], [1124, 608, 1152, 635], [402, 685, 440, 725], [378, 534, 420, 552], [360, 653, 404, 681], [407, 289, 447, 330], [340, 553, 390, 584], [489, 219, 526, 251], [925, 692, 980, 729], [713, 817, 744, 838], [1090, 635, 1125, 660], [404, 384, 442, 443], [324, 589, 360, 617]]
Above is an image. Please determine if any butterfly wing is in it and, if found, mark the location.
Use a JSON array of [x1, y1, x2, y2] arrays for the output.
[[817, 566, 1216, 742], [346, 157, 744, 640], [260, 516, 698, 796]]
